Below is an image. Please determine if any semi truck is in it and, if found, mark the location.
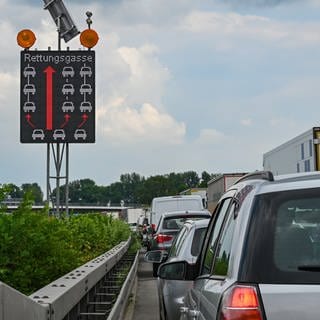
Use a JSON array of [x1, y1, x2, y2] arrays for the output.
[[207, 173, 246, 213], [263, 127, 320, 175]]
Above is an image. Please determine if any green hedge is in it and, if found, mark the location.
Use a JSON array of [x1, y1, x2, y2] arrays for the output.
[[0, 210, 131, 295]]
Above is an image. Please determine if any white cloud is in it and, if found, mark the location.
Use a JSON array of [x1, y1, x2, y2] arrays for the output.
[[98, 101, 186, 146], [0, 71, 19, 139], [196, 128, 227, 145], [309, 0, 320, 6], [240, 118, 252, 126], [269, 117, 296, 128], [180, 10, 320, 48], [117, 45, 170, 108], [0, 72, 18, 105], [93, 38, 182, 147]]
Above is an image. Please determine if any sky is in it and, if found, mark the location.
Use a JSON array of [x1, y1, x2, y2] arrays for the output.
[[2, 0, 320, 194]]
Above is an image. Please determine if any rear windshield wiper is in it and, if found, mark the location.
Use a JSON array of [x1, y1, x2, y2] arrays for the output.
[[298, 265, 320, 272]]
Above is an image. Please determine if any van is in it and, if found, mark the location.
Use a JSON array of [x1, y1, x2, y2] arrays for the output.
[[150, 195, 204, 230]]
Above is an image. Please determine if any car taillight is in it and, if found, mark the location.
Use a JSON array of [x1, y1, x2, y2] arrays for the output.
[[155, 234, 173, 243], [219, 285, 263, 320]]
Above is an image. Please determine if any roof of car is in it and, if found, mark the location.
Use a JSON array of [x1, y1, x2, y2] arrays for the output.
[[160, 210, 211, 218], [183, 218, 210, 229], [153, 195, 202, 201], [228, 170, 320, 195]]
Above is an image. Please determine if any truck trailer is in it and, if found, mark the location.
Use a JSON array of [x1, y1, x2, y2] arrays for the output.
[[207, 173, 246, 213], [263, 127, 320, 175]]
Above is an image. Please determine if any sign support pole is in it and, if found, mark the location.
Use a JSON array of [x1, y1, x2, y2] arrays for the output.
[[46, 17, 70, 217], [47, 142, 68, 216]]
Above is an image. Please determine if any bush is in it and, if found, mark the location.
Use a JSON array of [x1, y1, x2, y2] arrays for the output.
[[0, 208, 131, 295]]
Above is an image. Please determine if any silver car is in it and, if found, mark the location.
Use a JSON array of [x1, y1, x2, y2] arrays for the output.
[[158, 171, 320, 320], [146, 219, 209, 320]]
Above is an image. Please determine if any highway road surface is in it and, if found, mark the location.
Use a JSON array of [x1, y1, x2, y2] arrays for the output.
[[125, 248, 160, 320]]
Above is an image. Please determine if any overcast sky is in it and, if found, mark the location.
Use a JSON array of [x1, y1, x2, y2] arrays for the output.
[[2, 0, 320, 193]]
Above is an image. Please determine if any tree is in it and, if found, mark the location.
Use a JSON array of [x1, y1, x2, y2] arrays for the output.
[[120, 173, 144, 204], [21, 183, 43, 203], [6, 184, 23, 199], [52, 170, 213, 206], [140, 175, 169, 204], [166, 172, 187, 194], [199, 171, 217, 187], [104, 182, 124, 204], [0, 184, 11, 212], [182, 171, 200, 188]]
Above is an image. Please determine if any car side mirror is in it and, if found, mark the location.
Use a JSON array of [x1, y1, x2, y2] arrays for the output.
[[158, 261, 196, 281], [144, 250, 168, 263]]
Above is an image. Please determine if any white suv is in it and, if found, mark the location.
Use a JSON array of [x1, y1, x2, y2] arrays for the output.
[[159, 171, 320, 320]]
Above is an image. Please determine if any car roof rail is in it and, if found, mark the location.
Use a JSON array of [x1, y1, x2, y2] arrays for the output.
[[234, 171, 274, 184]]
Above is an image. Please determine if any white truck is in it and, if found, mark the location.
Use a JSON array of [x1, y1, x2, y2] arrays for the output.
[[150, 195, 204, 230], [207, 173, 246, 213], [179, 188, 208, 208], [127, 208, 146, 224], [263, 127, 320, 175]]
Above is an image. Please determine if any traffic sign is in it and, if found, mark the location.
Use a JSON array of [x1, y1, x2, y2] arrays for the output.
[[20, 50, 95, 143]]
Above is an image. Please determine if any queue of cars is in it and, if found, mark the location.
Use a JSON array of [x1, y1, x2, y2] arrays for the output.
[[146, 171, 320, 320]]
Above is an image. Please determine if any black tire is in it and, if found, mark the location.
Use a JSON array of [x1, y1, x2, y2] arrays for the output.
[[152, 263, 159, 277], [160, 297, 168, 320]]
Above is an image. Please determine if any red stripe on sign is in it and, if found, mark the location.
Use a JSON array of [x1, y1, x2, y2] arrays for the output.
[[44, 66, 56, 130]]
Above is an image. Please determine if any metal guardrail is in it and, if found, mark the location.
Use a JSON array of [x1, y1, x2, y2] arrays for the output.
[[107, 250, 139, 320], [0, 237, 138, 320]]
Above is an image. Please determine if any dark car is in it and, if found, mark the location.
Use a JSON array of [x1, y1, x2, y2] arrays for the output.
[[159, 171, 320, 320], [149, 210, 211, 276]]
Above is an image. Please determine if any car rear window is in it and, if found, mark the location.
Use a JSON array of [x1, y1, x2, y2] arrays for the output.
[[163, 216, 209, 230], [163, 218, 184, 229], [240, 187, 320, 284]]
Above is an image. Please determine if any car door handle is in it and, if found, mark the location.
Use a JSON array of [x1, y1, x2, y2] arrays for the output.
[[180, 306, 189, 314], [188, 309, 200, 319]]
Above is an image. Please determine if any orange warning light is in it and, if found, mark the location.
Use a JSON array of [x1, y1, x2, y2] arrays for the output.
[[80, 29, 99, 49], [17, 29, 36, 49]]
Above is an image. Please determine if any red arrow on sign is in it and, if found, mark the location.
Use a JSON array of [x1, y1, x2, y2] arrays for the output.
[[25, 114, 36, 128], [61, 114, 71, 128], [44, 66, 56, 130], [78, 114, 89, 128]]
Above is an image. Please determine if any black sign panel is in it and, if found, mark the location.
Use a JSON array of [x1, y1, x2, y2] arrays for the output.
[[20, 50, 95, 143]]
